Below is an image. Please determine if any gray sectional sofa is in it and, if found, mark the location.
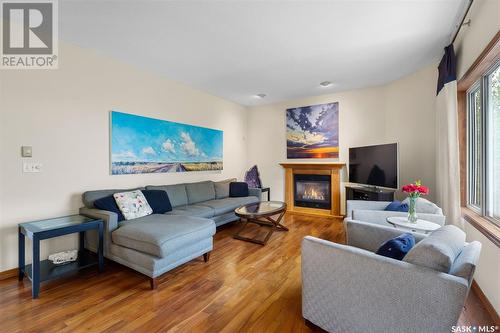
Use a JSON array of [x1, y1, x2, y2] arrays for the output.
[[80, 179, 262, 288]]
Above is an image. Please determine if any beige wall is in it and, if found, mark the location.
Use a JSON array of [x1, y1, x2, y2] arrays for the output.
[[454, 0, 500, 79], [464, 222, 500, 312], [453, 0, 500, 314], [0, 43, 248, 271], [246, 65, 437, 211], [384, 66, 437, 200]]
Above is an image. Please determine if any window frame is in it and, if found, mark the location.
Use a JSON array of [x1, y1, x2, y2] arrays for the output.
[[466, 81, 482, 212], [458, 31, 500, 245], [484, 60, 500, 223], [466, 59, 500, 227]]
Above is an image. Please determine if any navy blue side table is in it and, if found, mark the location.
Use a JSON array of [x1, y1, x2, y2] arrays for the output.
[[18, 215, 104, 298], [261, 187, 270, 201]]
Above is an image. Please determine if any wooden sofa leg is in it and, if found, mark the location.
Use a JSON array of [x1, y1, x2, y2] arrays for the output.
[[203, 252, 211, 263], [149, 277, 158, 290]]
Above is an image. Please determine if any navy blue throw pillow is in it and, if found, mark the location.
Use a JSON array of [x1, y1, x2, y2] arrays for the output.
[[376, 233, 415, 260], [142, 190, 172, 214], [229, 182, 249, 197], [93, 195, 125, 222], [384, 200, 409, 212]]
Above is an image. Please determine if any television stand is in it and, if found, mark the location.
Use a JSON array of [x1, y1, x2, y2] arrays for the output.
[[346, 185, 395, 201]]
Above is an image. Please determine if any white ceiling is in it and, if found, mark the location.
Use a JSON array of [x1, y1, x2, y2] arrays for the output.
[[60, 0, 467, 106]]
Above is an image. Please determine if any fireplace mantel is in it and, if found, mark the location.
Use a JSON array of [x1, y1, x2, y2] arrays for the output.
[[280, 163, 345, 218], [279, 163, 345, 169]]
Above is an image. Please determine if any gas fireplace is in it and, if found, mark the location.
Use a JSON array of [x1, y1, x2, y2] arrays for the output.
[[294, 174, 331, 209], [281, 163, 344, 217]]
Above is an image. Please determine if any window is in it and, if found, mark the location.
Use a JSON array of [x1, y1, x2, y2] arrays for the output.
[[467, 60, 500, 225], [467, 84, 482, 209], [486, 63, 500, 221]]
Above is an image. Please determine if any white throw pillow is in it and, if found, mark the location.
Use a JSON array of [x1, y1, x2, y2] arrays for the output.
[[402, 197, 441, 214], [113, 190, 153, 220]]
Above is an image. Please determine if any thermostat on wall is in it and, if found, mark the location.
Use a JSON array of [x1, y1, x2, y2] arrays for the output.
[[21, 146, 32, 158]]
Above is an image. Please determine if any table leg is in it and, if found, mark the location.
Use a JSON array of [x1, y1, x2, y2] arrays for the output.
[[98, 222, 104, 272], [266, 211, 288, 231], [234, 217, 268, 245], [268, 188, 270, 201], [259, 211, 287, 244], [234, 218, 250, 239], [18, 228, 25, 281], [79, 231, 85, 252], [32, 236, 40, 299], [261, 225, 275, 244], [234, 211, 288, 245]]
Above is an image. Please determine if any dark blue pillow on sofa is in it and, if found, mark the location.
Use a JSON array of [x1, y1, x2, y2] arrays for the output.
[[93, 195, 125, 222], [385, 200, 409, 212], [376, 233, 415, 260], [142, 190, 172, 214], [229, 182, 249, 197]]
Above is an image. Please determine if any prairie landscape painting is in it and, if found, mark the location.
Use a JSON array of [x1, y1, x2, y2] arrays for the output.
[[111, 111, 223, 174], [286, 102, 339, 159]]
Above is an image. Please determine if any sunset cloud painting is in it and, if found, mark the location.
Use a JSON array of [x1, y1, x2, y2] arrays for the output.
[[110, 111, 223, 174], [286, 102, 339, 159]]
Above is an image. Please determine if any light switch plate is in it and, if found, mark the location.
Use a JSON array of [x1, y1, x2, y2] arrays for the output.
[[23, 162, 42, 173], [21, 146, 32, 157]]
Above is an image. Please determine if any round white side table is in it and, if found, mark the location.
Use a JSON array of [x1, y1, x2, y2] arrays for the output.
[[386, 216, 440, 234]]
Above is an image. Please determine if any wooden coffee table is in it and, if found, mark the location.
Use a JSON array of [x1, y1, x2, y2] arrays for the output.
[[234, 201, 287, 245]]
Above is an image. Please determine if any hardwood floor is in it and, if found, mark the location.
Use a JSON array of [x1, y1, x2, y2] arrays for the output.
[[0, 214, 494, 332]]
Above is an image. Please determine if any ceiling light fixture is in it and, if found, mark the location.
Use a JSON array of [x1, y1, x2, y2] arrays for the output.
[[320, 81, 333, 87], [255, 93, 267, 98]]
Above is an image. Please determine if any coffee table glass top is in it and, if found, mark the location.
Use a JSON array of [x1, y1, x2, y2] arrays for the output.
[[19, 215, 95, 234], [235, 201, 286, 217]]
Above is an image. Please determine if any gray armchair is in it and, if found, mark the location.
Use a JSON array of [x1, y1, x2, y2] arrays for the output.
[[345, 199, 446, 227], [302, 220, 481, 333]]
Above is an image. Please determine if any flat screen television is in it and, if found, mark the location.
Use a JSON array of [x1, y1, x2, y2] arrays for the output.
[[349, 143, 399, 189]]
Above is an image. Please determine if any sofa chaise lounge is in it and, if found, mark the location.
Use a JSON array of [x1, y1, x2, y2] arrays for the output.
[[80, 179, 262, 288]]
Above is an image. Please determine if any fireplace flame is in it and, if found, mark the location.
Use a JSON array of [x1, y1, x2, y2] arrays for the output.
[[302, 187, 325, 201]]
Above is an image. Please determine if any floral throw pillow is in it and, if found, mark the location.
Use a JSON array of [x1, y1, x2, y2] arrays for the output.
[[113, 190, 153, 220]]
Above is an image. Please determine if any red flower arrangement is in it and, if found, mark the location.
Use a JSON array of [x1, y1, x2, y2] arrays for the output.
[[402, 180, 428, 223], [402, 180, 429, 196]]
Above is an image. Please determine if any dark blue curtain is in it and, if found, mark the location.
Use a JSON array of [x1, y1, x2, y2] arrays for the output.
[[436, 44, 457, 95]]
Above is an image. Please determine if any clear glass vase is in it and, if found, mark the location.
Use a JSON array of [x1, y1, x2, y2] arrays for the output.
[[408, 196, 418, 223]]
